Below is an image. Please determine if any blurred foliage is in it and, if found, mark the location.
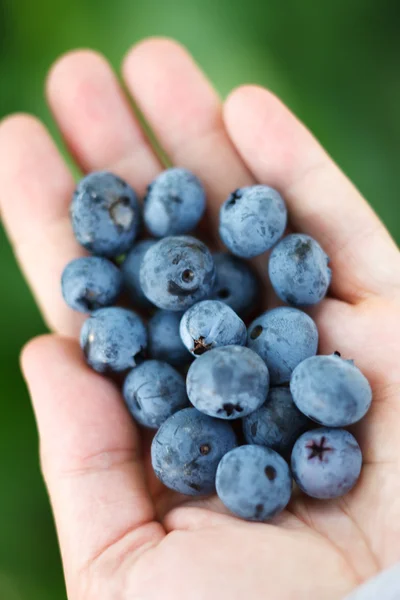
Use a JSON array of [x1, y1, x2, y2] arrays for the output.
[[0, 0, 399, 596]]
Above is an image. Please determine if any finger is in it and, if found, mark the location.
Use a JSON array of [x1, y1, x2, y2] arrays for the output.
[[21, 336, 164, 595], [122, 38, 255, 226], [224, 86, 400, 303], [0, 115, 84, 336], [163, 505, 304, 534], [47, 50, 162, 192], [0, 50, 164, 338]]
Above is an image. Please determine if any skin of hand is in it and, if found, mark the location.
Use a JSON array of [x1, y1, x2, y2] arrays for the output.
[[1, 38, 400, 600]]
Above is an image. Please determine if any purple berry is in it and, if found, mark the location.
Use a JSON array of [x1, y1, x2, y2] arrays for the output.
[[290, 353, 372, 427], [180, 300, 247, 357], [140, 235, 216, 311], [151, 407, 237, 495], [123, 360, 188, 429], [71, 171, 140, 257], [269, 233, 331, 306], [144, 168, 206, 237], [186, 345, 269, 419], [216, 445, 292, 521], [61, 256, 122, 313], [219, 185, 287, 258], [291, 428, 362, 499]]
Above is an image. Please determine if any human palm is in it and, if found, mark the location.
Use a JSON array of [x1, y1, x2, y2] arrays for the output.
[[1, 38, 400, 600]]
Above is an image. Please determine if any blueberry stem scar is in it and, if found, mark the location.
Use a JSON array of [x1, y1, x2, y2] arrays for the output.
[[227, 189, 241, 207], [265, 466, 277, 480], [250, 325, 263, 340], [192, 336, 213, 356], [217, 403, 243, 417], [182, 269, 194, 282], [306, 436, 333, 461]]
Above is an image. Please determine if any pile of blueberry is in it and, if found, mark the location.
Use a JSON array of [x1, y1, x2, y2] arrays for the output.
[[62, 168, 372, 522]]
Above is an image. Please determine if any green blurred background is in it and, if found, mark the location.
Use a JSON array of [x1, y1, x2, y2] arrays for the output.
[[0, 0, 399, 597]]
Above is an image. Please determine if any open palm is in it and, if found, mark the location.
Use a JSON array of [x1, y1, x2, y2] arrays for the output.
[[1, 39, 400, 600]]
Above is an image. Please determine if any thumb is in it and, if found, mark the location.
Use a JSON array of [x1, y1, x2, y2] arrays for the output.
[[21, 335, 164, 596]]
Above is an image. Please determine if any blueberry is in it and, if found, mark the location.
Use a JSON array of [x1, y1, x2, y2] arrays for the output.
[[151, 407, 237, 495], [143, 168, 206, 237], [186, 345, 269, 419], [210, 252, 259, 316], [180, 300, 247, 357], [80, 307, 147, 373], [61, 256, 122, 313], [291, 428, 362, 499], [290, 353, 372, 427], [123, 360, 188, 429], [140, 235, 216, 311], [219, 185, 287, 258], [268, 233, 331, 306], [247, 307, 319, 384], [148, 310, 192, 367], [121, 239, 157, 309], [216, 445, 292, 521], [71, 172, 141, 257], [243, 387, 311, 457]]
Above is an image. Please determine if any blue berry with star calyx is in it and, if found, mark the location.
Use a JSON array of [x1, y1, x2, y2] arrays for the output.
[[180, 300, 247, 357], [291, 428, 362, 499], [268, 233, 331, 306], [80, 307, 147, 373], [61, 256, 122, 313], [290, 353, 372, 427], [219, 185, 287, 258], [143, 168, 206, 237], [151, 407, 237, 495], [123, 360, 188, 429], [71, 171, 141, 258], [186, 345, 269, 419], [140, 235, 216, 311], [216, 445, 292, 521], [247, 307, 319, 385]]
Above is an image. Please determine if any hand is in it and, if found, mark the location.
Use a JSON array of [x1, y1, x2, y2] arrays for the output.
[[1, 38, 400, 600]]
